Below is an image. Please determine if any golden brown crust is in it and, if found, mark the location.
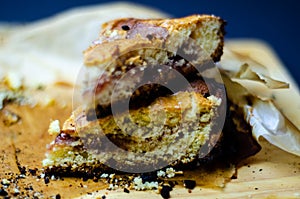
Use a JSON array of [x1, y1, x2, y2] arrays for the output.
[[84, 14, 225, 66], [84, 38, 162, 66]]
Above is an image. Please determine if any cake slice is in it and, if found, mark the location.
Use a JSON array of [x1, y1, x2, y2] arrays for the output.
[[43, 79, 223, 173], [42, 15, 261, 176], [43, 15, 227, 174], [81, 15, 226, 119]]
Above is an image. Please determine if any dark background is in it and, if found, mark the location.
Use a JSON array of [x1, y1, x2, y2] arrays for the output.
[[1, 0, 299, 85]]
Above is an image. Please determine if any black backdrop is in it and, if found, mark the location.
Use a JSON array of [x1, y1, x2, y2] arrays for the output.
[[1, 0, 299, 85]]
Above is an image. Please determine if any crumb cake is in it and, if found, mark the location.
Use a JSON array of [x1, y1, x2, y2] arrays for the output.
[[43, 84, 222, 173], [43, 15, 260, 176]]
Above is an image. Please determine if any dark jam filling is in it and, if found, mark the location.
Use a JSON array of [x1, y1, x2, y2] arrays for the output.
[[87, 78, 203, 121], [86, 49, 215, 121], [55, 133, 79, 145]]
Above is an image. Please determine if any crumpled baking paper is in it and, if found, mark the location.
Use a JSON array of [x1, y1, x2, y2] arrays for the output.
[[219, 47, 300, 156]]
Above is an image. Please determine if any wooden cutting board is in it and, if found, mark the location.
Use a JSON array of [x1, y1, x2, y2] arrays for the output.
[[0, 40, 299, 199]]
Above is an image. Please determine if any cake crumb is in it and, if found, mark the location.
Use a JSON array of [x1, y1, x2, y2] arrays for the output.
[[157, 170, 166, 177], [207, 95, 222, 106], [166, 168, 176, 178], [183, 180, 196, 190], [160, 185, 172, 199], [13, 188, 20, 195], [1, 179, 10, 185], [48, 120, 60, 136], [133, 177, 158, 190]]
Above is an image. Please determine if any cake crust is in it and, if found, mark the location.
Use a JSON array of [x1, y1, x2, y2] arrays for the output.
[[85, 15, 225, 64]]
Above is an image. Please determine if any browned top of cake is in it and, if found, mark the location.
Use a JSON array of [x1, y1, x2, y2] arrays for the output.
[[84, 15, 225, 66]]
